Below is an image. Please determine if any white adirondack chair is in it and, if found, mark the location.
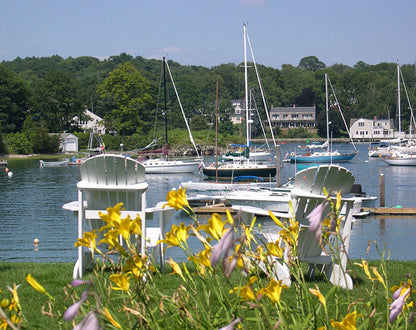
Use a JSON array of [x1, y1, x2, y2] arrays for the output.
[[234, 165, 356, 289], [63, 154, 173, 278]]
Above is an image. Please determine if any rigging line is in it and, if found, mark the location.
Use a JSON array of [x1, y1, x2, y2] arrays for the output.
[[399, 66, 416, 136], [251, 89, 271, 149], [246, 28, 277, 147], [327, 74, 357, 151], [164, 60, 201, 158], [153, 63, 164, 138]]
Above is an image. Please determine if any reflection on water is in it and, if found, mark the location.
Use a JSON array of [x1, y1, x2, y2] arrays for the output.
[[1, 143, 416, 263]]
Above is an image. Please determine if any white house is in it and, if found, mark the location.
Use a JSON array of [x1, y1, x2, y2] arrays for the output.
[[270, 105, 316, 128], [60, 133, 78, 153], [230, 99, 245, 124], [349, 118, 397, 140], [73, 109, 106, 134]]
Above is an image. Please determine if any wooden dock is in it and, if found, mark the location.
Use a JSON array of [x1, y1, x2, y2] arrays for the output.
[[193, 204, 235, 214], [362, 207, 416, 216]]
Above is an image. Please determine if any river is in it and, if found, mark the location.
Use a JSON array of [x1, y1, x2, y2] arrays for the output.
[[1, 142, 416, 263]]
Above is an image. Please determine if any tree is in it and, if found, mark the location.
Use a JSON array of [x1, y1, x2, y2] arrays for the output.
[[0, 65, 31, 133], [30, 69, 81, 132], [97, 62, 152, 135], [298, 56, 326, 71]]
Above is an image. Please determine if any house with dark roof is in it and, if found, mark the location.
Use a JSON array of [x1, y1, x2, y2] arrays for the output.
[[270, 105, 316, 128]]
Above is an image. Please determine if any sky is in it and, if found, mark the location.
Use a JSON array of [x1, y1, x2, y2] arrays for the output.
[[1, 0, 416, 69]]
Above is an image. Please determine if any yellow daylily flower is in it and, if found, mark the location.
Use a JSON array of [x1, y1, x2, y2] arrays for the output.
[[6, 284, 21, 310], [119, 215, 132, 241], [269, 210, 284, 228], [103, 307, 122, 329], [109, 273, 131, 292], [330, 311, 358, 330], [242, 217, 257, 245], [167, 258, 186, 282], [188, 247, 211, 268], [354, 259, 373, 280], [260, 279, 287, 304], [336, 191, 342, 212], [99, 203, 123, 228], [75, 230, 98, 252], [239, 285, 257, 301], [309, 285, 326, 308], [267, 241, 284, 259], [225, 209, 235, 226], [158, 224, 188, 248], [164, 187, 190, 211], [123, 254, 148, 278], [130, 215, 142, 237], [25, 274, 54, 300], [176, 223, 189, 243], [198, 213, 227, 241], [371, 267, 385, 287], [230, 276, 258, 301]]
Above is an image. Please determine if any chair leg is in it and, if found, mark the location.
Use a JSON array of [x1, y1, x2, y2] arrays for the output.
[[323, 263, 353, 290], [306, 264, 316, 279]]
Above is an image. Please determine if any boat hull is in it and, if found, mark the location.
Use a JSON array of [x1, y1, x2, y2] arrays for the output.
[[380, 158, 416, 166], [290, 153, 356, 163], [202, 165, 276, 179], [143, 159, 199, 174]]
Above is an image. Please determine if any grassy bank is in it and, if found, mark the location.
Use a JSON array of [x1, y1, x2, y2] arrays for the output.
[[1, 260, 415, 328]]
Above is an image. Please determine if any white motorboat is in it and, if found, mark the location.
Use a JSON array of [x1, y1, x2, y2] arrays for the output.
[[39, 160, 68, 167]]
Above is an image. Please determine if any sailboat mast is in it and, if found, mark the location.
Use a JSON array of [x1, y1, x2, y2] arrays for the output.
[[163, 57, 168, 160], [215, 77, 219, 182], [325, 73, 330, 153], [243, 24, 250, 148], [397, 62, 401, 139]]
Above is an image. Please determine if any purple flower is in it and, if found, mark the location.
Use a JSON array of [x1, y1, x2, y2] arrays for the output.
[[222, 249, 238, 278], [307, 201, 328, 240], [392, 284, 405, 301], [74, 311, 100, 330], [389, 287, 411, 323], [210, 227, 234, 267], [63, 289, 89, 321], [219, 318, 242, 330], [70, 279, 93, 287]]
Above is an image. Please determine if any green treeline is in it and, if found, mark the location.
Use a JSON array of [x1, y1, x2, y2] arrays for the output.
[[1, 53, 415, 154]]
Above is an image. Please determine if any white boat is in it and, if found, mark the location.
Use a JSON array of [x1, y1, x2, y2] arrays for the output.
[[381, 151, 416, 166], [290, 74, 358, 163], [369, 64, 416, 158], [141, 158, 200, 174], [39, 160, 68, 167], [202, 24, 276, 179], [181, 175, 286, 192], [139, 58, 201, 174]]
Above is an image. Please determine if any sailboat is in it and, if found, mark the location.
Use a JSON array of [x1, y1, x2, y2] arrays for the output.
[[381, 63, 416, 166], [201, 24, 277, 179], [139, 57, 201, 174], [289, 73, 358, 163]]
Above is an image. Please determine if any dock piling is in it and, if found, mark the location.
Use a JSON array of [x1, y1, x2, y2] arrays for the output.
[[379, 173, 385, 207]]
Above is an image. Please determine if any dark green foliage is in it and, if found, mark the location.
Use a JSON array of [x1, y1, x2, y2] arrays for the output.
[[1, 54, 415, 152], [3, 132, 32, 154]]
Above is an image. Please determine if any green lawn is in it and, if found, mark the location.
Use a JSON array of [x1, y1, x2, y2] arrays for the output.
[[1, 260, 415, 328]]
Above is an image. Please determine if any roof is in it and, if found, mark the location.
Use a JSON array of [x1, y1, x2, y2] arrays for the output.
[[270, 106, 315, 114]]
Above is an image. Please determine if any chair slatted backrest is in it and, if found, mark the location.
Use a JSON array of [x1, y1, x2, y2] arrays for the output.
[[80, 155, 146, 212], [290, 165, 355, 266], [291, 166, 318, 192]]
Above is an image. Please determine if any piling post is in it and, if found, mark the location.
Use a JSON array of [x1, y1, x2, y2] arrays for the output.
[[379, 173, 385, 207], [276, 145, 281, 187]]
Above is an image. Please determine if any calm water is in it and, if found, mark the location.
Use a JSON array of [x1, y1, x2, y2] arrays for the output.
[[1, 142, 416, 263]]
